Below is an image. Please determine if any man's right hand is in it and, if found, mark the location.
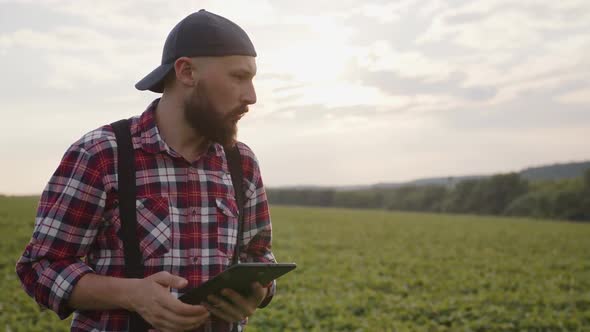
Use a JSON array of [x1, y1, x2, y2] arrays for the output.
[[127, 271, 209, 332]]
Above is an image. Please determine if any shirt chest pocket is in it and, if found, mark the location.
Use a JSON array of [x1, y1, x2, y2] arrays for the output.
[[134, 196, 172, 260], [215, 197, 239, 258]]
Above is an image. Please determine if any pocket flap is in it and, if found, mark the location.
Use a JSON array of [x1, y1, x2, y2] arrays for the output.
[[215, 197, 239, 218]]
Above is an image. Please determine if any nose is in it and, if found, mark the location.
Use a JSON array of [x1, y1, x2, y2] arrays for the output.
[[242, 81, 257, 105]]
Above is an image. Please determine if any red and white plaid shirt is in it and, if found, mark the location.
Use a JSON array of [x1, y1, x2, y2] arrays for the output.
[[16, 99, 276, 332]]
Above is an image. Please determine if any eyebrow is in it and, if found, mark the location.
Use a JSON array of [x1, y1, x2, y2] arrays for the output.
[[230, 68, 256, 78]]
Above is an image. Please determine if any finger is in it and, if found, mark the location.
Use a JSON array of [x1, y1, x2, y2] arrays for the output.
[[204, 302, 243, 323], [186, 310, 211, 328], [153, 306, 210, 331], [220, 289, 256, 315], [181, 310, 210, 330], [219, 289, 248, 307], [160, 296, 209, 317], [151, 271, 188, 289], [207, 294, 245, 321], [250, 282, 266, 302]]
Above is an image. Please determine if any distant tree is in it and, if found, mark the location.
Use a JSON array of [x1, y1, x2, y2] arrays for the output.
[[552, 189, 588, 221], [442, 180, 480, 213], [505, 192, 553, 218], [268, 169, 589, 221], [386, 185, 447, 212], [437, 174, 528, 215], [484, 173, 529, 215], [333, 190, 382, 209]]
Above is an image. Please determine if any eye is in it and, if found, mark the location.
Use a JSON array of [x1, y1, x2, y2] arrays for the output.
[[232, 72, 252, 82]]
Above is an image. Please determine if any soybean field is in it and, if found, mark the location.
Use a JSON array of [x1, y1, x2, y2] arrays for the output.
[[1, 196, 589, 331]]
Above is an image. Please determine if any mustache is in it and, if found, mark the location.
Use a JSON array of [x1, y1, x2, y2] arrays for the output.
[[228, 106, 249, 120]]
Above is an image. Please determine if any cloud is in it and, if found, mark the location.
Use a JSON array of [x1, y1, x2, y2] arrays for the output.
[[353, 40, 453, 82], [356, 1, 412, 24], [1, 0, 589, 193], [0, 23, 162, 91], [44, 54, 119, 90], [41, 0, 278, 32], [556, 86, 590, 105], [0, 26, 117, 51], [418, 1, 590, 56], [358, 69, 497, 102]]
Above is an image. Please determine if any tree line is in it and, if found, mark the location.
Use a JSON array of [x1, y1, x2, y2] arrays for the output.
[[267, 169, 590, 221]]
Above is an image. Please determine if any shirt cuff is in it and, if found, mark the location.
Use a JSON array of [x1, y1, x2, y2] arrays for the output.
[[258, 280, 276, 308], [36, 260, 94, 319]]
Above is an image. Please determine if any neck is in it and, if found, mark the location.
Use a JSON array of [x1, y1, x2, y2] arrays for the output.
[[155, 92, 209, 162]]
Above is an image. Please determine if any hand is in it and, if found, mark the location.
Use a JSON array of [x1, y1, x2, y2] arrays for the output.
[[127, 271, 210, 332], [205, 282, 268, 323]]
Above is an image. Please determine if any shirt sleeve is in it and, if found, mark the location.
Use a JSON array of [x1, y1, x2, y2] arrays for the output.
[[238, 149, 277, 308], [15, 143, 106, 319]]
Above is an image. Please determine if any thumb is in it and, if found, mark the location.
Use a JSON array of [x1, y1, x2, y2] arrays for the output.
[[152, 271, 188, 289], [251, 282, 263, 292], [251, 282, 265, 299]]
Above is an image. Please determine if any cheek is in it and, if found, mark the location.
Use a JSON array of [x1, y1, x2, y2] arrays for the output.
[[213, 85, 241, 109]]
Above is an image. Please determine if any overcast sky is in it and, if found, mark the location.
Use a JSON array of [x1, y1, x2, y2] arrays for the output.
[[1, 0, 589, 195]]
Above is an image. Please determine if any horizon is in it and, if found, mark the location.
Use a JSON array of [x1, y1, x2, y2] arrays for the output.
[[1, 0, 589, 195], [3, 158, 588, 196]]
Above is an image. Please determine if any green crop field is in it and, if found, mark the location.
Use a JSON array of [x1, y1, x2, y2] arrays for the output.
[[1, 196, 589, 331]]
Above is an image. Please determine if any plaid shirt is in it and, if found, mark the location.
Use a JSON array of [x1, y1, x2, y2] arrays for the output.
[[16, 99, 276, 332]]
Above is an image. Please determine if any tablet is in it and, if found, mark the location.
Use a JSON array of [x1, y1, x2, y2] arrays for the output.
[[178, 263, 296, 305]]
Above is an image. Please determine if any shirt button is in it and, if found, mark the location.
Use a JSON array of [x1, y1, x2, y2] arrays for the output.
[[192, 257, 199, 263], [192, 209, 197, 216]]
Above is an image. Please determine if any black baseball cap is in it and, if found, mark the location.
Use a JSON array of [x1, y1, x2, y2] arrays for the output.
[[135, 9, 257, 93]]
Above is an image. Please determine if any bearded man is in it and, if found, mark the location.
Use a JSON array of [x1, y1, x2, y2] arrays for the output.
[[16, 10, 276, 332]]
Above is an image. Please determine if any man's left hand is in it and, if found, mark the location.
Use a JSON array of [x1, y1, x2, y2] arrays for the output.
[[205, 282, 268, 323]]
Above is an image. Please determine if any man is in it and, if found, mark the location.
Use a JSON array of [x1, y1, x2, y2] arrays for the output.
[[16, 10, 276, 332]]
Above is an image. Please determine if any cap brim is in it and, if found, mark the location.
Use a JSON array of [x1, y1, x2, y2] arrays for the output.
[[135, 63, 174, 93]]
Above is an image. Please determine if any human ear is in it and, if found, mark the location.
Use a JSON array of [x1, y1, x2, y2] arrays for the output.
[[173, 57, 196, 87]]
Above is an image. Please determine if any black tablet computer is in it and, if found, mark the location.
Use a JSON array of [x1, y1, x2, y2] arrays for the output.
[[178, 263, 296, 305]]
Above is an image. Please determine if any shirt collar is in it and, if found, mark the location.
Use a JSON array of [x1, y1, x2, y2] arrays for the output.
[[133, 98, 224, 158]]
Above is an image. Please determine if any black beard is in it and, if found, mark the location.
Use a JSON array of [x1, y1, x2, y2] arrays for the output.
[[183, 81, 247, 149]]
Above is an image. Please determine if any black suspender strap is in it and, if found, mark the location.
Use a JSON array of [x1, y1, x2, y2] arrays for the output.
[[224, 144, 245, 266], [111, 119, 150, 332], [224, 144, 245, 332], [111, 119, 143, 279]]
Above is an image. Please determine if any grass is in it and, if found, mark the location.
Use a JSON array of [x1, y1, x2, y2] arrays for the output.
[[1, 197, 589, 331]]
